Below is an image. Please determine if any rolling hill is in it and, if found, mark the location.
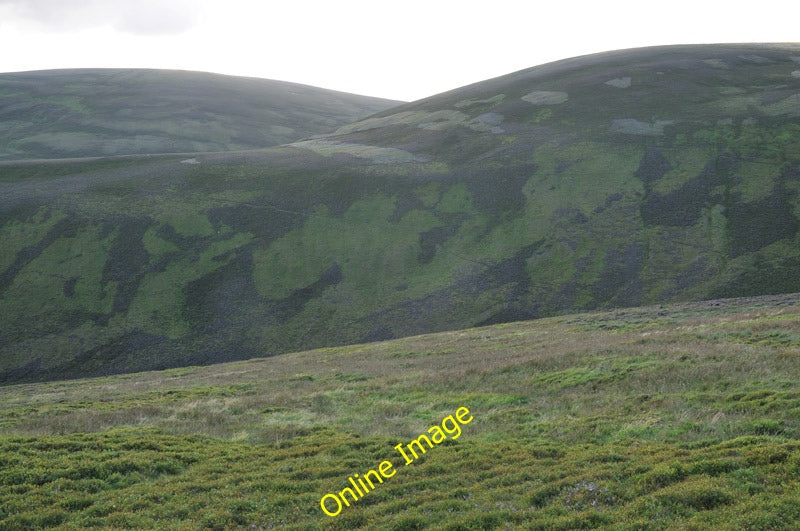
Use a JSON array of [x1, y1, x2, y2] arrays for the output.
[[0, 69, 401, 160], [2, 43, 800, 383]]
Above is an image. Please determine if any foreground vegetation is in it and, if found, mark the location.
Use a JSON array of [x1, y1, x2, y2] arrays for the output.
[[2, 294, 799, 528]]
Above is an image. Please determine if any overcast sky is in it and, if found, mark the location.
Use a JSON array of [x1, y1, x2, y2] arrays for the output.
[[0, 0, 797, 101]]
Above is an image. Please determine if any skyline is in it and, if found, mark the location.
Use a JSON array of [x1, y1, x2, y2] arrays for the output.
[[1, 0, 798, 101]]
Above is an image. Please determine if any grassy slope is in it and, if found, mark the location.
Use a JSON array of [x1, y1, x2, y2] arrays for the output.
[[3, 44, 800, 383], [1, 294, 800, 528], [0, 69, 400, 160]]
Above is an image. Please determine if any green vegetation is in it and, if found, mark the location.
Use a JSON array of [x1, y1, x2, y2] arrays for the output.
[[3, 44, 800, 385], [1, 295, 800, 528]]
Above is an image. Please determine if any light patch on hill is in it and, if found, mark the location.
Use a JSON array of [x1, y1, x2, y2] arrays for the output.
[[717, 91, 800, 116], [605, 77, 632, 88], [417, 110, 471, 131], [521, 90, 569, 105], [290, 139, 421, 164], [454, 94, 506, 108], [739, 54, 773, 64], [468, 112, 505, 134], [331, 108, 503, 135], [703, 59, 729, 69], [333, 110, 468, 134], [610, 118, 675, 136]]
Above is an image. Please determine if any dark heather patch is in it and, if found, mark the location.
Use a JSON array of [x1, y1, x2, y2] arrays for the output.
[[148, 256, 171, 274], [311, 172, 386, 217], [711, 256, 800, 299], [174, 334, 256, 370], [640, 154, 734, 226], [475, 304, 540, 328], [0, 358, 42, 384], [418, 216, 465, 264], [471, 241, 545, 326], [726, 182, 800, 257], [63, 277, 78, 297], [64, 330, 167, 378], [0, 203, 41, 230], [206, 200, 304, 242], [361, 326, 395, 343], [389, 190, 424, 222], [63, 309, 109, 329], [635, 146, 672, 190], [101, 216, 152, 314], [465, 163, 535, 216], [594, 193, 624, 214], [351, 241, 544, 339], [0, 215, 85, 293], [155, 223, 205, 251], [5, 308, 98, 344], [556, 160, 572, 173], [548, 280, 580, 314], [184, 249, 262, 333], [571, 210, 589, 224], [760, 90, 791, 106], [271, 263, 343, 323], [592, 243, 646, 306], [675, 256, 715, 292]]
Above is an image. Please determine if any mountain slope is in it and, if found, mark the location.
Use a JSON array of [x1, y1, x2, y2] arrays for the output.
[[2, 44, 800, 383], [0, 69, 401, 160]]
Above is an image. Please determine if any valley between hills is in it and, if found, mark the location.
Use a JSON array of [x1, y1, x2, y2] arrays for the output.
[[2, 43, 800, 528]]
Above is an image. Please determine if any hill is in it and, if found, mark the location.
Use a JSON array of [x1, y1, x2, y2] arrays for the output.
[[1, 294, 799, 528], [0, 69, 400, 160], [3, 43, 800, 383]]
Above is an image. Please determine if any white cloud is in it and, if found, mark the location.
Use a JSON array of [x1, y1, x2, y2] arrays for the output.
[[0, 0, 201, 35], [114, 0, 200, 36]]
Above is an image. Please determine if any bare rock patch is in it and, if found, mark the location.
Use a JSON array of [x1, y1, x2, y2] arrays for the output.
[[605, 77, 632, 88], [739, 55, 773, 64], [455, 94, 506, 108], [703, 58, 729, 69], [522, 90, 568, 105]]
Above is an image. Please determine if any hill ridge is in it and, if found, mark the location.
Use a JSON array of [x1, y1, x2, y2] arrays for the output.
[[2, 43, 800, 383]]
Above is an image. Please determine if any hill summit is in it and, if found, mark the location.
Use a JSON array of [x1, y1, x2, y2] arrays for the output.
[[2, 44, 800, 383]]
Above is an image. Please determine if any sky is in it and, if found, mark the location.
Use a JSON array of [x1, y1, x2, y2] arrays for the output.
[[0, 0, 798, 102]]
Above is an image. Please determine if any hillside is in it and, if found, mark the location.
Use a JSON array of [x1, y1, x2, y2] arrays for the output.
[[1, 294, 799, 528], [3, 43, 800, 383], [0, 69, 400, 160]]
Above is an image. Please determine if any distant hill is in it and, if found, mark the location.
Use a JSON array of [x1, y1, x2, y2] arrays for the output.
[[2, 44, 800, 383], [0, 69, 401, 160]]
